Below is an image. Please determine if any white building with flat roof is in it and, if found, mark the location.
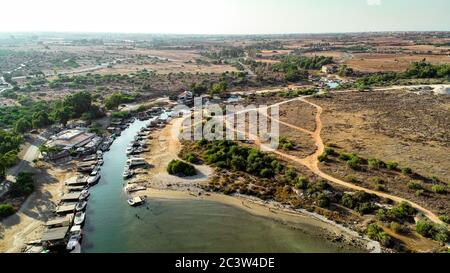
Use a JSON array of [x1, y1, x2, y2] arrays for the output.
[[47, 129, 95, 150]]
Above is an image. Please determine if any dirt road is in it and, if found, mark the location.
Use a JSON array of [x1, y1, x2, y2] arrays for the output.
[[266, 96, 443, 224], [221, 89, 444, 224]]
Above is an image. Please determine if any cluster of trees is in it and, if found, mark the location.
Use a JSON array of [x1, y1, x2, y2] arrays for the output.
[[201, 140, 283, 178], [167, 160, 197, 177], [279, 136, 295, 151], [270, 55, 331, 82], [367, 223, 393, 247], [355, 61, 450, 88], [376, 202, 417, 223], [104, 92, 139, 110], [416, 220, 450, 243], [341, 191, 380, 215], [202, 47, 245, 59], [0, 91, 104, 132], [337, 65, 355, 77], [278, 88, 318, 98], [209, 81, 228, 96], [49, 73, 130, 89], [274, 55, 333, 71], [0, 130, 22, 179]]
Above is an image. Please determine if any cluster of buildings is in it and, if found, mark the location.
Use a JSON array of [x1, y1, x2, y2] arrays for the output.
[[43, 126, 115, 163]]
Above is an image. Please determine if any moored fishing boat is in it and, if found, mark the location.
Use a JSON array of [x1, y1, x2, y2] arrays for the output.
[[127, 196, 145, 207], [75, 201, 87, 212], [74, 212, 85, 225]]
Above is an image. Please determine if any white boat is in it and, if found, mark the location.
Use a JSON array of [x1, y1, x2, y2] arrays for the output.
[[70, 225, 82, 236], [87, 174, 101, 185], [127, 196, 145, 206], [66, 225, 83, 251], [91, 165, 101, 176], [126, 158, 146, 167], [80, 189, 90, 200], [74, 212, 85, 225], [66, 235, 80, 251], [75, 201, 87, 212], [123, 170, 132, 179]]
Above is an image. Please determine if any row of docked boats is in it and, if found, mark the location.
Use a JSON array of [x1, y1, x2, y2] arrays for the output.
[[122, 124, 153, 180], [122, 121, 157, 207], [41, 150, 107, 252]]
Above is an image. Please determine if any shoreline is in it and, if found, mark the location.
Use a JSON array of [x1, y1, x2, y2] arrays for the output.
[[131, 117, 381, 253], [143, 187, 381, 253]]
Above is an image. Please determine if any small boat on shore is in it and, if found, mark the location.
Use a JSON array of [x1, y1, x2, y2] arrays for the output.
[[75, 201, 87, 212], [74, 212, 85, 225], [127, 196, 145, 207], [124, 185, 146, 193]]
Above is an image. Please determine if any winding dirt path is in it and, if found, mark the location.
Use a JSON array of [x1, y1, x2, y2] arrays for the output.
[[218, 93, 443, 224], [267, 96, 443, 224]]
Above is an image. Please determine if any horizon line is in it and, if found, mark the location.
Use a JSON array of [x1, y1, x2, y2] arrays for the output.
[[1, 30, 450, 37]]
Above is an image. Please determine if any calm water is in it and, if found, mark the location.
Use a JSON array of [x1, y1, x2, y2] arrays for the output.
[[82, 119, 362, 253]]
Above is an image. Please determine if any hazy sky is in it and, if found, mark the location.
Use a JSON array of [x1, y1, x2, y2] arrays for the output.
[[1, 0, 449, 34]]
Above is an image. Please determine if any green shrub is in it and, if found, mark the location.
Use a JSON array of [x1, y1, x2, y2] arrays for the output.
[[341, 193, 355, 209], [316, 193, 330, 208], [347, 157, 361, 169], [415, 190, 425, 197], [279, 136, 295, 151], [260, 168, 274, 178], [390, 222, 408, 234], [416, 220, 450, 243], [284, 168, 298, 180], [416, 220, 434, 236], [374, 183, 386, 192], [377, 202, 416, 223], [368, 158, 385, 169], [408, 181, 423, 191], [185, 153, 200, 164], [439, 215, 450, 224], [344, 175, 358, 183], [433, 225, 450, 243], [356, 202, 379, 215], [338, 152, 352, 161], [295, 176, 309, 190], [167, 160, 197, 176], [324, 147, 335, 156], [431, 185, 446, 194], [401, 167, 413, 175], [367, 223, 392, 247], [386, 161, 399, 171], [370, 177, 384, 184], [306, 180, 329, 194], [318, 153, 328, 162], [0, 204, 15, 218]]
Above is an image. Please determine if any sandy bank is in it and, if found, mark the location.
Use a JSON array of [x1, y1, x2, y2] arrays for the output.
[[144, 188, 379, 252]]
